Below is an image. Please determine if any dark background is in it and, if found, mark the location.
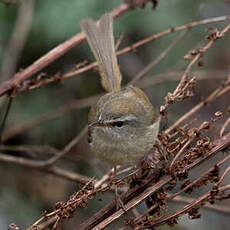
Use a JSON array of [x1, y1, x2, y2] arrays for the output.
[[0, 0, 230, 229]]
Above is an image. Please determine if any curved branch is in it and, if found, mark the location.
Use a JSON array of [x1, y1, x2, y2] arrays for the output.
[[0, 2, 133, 97]]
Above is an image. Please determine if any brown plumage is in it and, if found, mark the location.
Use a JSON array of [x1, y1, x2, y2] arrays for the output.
[[80, 14, 160, 165]]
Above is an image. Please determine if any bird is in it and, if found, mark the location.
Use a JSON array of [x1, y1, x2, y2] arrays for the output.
[[80, 13, 160, 168]]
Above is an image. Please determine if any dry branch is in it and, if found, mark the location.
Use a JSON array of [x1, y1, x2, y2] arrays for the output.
[[0, 15, 229, 97], [15, 15, 230, 94], [25, 131, 230, 230], [160, 23, 230, 116], [1, 3, 230, 230], [0, 1, 150, 97]]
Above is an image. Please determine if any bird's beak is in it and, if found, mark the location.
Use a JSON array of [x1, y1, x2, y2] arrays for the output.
[[88, 120, 104, 127]]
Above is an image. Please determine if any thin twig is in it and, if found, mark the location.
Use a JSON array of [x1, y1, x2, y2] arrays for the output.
[[131, 154, 230, 227], [0, 2, 136, 97], [0, 97, 13, 143], [161, 23, 230, 115], [2, 94, 99, 142], [77, 132, 230, 229], [165, 78, 230, 134], [151, 184, 230, 227], [169, 122, 206, 170], [115, 33, 125, 50], [0, 15, 229, 96], [216, 165, 230, 186], [138, 69, 227, 89], [169, 154, 230, 201], [129, 31, 187, 85], [0, 126, 87, 168], [170, 195, 230, 216], [220, 117, 230, 137], [24, 16, 230, 93], [4, 70, 228, 142], [0, 0, 34, 81], [48, 166, 91, 184], [42, 126, 87, 166]]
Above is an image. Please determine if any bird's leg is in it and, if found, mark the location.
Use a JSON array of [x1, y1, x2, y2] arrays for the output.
[[114, 165, 126, 212]]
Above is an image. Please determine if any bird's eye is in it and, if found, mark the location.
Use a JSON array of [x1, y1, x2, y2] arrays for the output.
[[111, 121, 124, 127], [116, 121, 124, 127]]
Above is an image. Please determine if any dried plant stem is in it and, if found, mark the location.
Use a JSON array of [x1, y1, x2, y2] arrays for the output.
[[77, 132, 230, 229], [133, 182, 230, 228], [0, 97, 13, 142], [175, 24, 230, 95], [169, 122, 204, 170], [2, 94, 99, 142], [0, 16, 229, 96], [165, 79, 230, 134], [216, 165, 230, 186], [25, 16, 230, 93], [150, 184, 230, 228], [2, 70, 225, 142], [95, 166, 118, 189], [89, 176, 172, 230], [0, 2, 132, 97], [129, 31, 186, 85], [172, 154, 230, 200], [3, 71, 228, 143], [170, 195, 230, 216], [220, 117, 230, 137], [161, 23, 230, 115], [27, 166, 127, 229], [0, 0, 34, 81], [0, 127, 88, 173], [185, 133, 230, 171], [24, 129, 230, 230]]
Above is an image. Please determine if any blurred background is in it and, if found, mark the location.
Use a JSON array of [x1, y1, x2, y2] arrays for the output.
[[0, 0, 230, 229]]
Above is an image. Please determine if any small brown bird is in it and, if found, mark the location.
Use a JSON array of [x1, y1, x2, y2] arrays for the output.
[[80, 13, 160, 167]]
